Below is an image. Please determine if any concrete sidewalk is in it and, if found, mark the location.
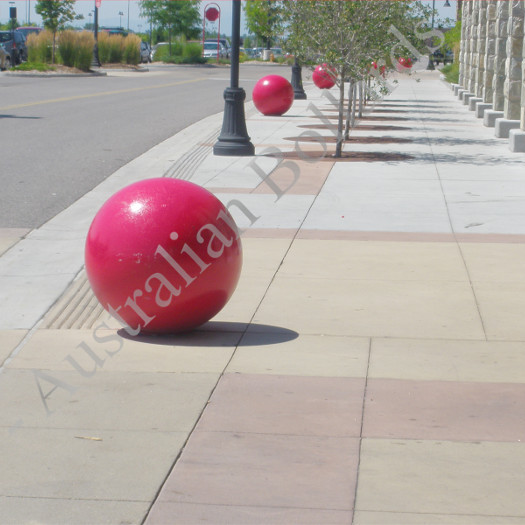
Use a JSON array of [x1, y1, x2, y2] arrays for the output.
[[1, 68, 525, 525]]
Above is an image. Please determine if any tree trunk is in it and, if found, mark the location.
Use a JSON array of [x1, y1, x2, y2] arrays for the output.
[[358, 81, 363, 118], [351, 83, 357, 128], [52, 32, 56, 64], [344, 81, 354, 140], [335, 77, 345, 158]]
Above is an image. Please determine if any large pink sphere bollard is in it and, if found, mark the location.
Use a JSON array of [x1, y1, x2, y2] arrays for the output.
[[252, 75, 294, 116], [85, 178, 242, 334], [312, 64, 336, 89]]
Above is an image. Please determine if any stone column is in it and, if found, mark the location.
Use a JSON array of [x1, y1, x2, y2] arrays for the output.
[[459, 0, 470, 88], [496, 0, 524, 137], [522, 30, 525, 129], [483, 1, 498, 102], [468, 0, 479, 95], [475, 1, 487, 97], [509, 2, 525, 151], [484, 0, 509, 126], [459, 1, 473, 99], [469, 1, 488, 110], [475, 1, 497, 117]]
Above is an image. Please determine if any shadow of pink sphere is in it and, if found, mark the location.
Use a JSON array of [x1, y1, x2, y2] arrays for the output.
[[252, 75, 294, 116], [312, 64, 336, 89], [85, 178, 242, 334]]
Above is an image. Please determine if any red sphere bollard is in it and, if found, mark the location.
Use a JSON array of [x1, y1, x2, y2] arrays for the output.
[[396, 57, 413, 72], [312, 63, 336, 89], [85, 178, 242, 334], [252, 75, 294, 116]]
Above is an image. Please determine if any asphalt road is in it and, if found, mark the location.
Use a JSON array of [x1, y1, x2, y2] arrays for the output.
[[0, 63, 285, 229]]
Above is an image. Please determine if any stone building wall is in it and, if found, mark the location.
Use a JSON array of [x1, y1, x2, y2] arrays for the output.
[[457, 0, 525, 150]]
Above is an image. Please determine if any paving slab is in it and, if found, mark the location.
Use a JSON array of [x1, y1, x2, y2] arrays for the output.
[[150, 430, 359, 510], [0, 426, 187, 501], [363, 378, 525, 441], [276, 239, 469, 281], [196, 373, 365, 437], [146, 501, 352, 525], [0, 367, 219, 431], [460, 242, 525, 283], [369, 338, 525, 383], [356, 439, 525, 517], [253, 273, 485, 339], [353, 511, 525, 524], [0, 329, 27, 366], [0, 496, 149, 525], [227, 333, 369, 377], [472, 281, 525, 340]]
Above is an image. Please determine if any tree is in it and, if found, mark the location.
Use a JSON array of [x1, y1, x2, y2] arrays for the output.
[[244, 1, 284, 50], [35, 0, 78, 63], [284, 1, 432, 157], [139, 0, 200, 54]]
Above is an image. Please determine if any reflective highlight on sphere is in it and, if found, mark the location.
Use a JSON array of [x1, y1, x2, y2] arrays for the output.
[[85, 178, 243, 334], [252, 75, 294, 116]]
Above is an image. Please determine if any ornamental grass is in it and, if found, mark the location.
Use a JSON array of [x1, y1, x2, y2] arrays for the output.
[[26, 30, 53, 64]]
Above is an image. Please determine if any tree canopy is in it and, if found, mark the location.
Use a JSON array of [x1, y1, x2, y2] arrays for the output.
[[244, 1, 285, 49], [282, 0, 433, 156], [139, 0, 201, 49]]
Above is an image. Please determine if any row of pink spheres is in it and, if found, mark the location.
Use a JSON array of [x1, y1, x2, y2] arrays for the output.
[[253, 57, 413, 117]]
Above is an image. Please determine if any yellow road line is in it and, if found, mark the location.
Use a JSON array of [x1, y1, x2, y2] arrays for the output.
[[0, 77, 207, 112]]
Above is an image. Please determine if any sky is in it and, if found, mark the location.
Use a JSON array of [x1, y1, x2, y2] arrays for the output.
[[1, 1, 457, 35]]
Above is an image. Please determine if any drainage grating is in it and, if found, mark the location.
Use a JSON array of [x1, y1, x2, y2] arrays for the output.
[[41, 270, 106, 329], [163, 128, 219, 181]]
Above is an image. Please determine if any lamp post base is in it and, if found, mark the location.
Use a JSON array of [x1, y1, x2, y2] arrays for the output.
[[291, 61, 307, 100], [426, 54, 435, 70], [92, 44, 101, 68], [214, 87, 255, 156]]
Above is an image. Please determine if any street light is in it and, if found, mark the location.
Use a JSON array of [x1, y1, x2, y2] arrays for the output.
[[93, 0, 101, 67], [213, 1, 255, 156], [202, 3, 221, 65], [118, 11, 124, 29], [426, 0, 450, 70], [426, 0, 437, 70]]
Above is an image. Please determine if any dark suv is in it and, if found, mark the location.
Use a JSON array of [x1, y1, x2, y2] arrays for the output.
[[0, 30, 28, 65]]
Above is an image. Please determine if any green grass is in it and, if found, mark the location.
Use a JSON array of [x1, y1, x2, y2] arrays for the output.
[[13, 62, 56, 72], [441, 62, 459, 84]]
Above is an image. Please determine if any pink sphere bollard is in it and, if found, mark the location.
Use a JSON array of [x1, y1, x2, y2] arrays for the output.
[[396, 57, 413, 72], [252, 75, 294, 116], [312, 64, 336, 89], [85, 178, 242, 334]]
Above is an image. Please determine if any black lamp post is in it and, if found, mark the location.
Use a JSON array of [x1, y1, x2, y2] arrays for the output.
[[291, 57, 307, 100], [213, 1, 255, 156], [426, 0, 451, 70], [92, 0, 101, 67], [426, 0, 436, 70]]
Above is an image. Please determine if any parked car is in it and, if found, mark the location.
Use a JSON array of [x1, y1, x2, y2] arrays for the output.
[[140, 41, 152, 63], [204, 38, 230, 58], [16, 26, 43, 39], [203, 41, 227, 59], [0, 46, 10, 70], [0, 30, 28, 65], [432, 48, 454, 65]]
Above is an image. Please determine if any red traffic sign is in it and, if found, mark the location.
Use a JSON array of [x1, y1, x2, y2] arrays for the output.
[[205, 7, 219, 22]]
